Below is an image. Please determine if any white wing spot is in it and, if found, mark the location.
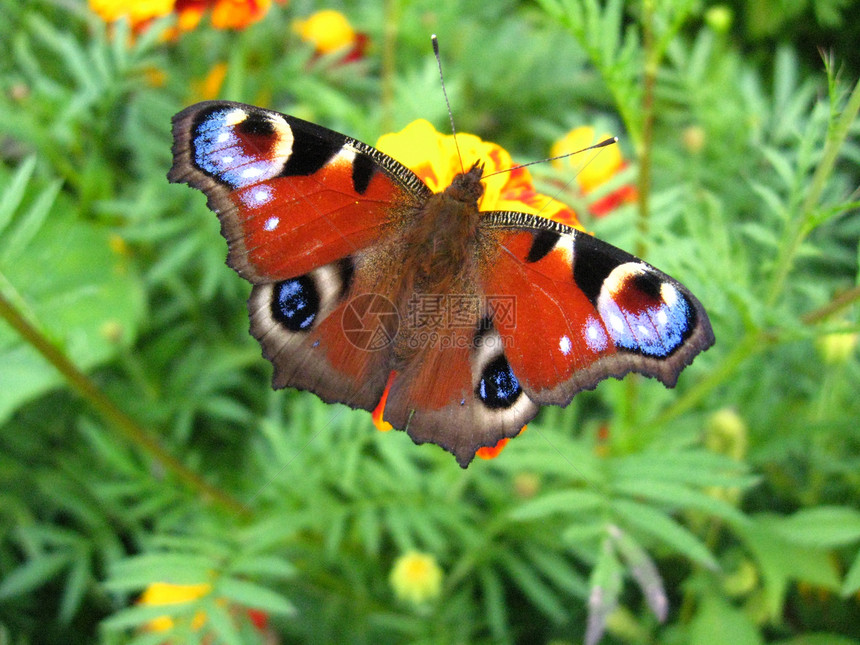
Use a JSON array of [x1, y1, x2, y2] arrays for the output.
[[264, 216, 280, 231], [559, 335, 572, 355], [241, 166, 264, 179], [610, 313, 625, 332]]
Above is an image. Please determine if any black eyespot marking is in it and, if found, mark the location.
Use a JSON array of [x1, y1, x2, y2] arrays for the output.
[[272, 276, 319, 332], [526, 230, 560, 263], [629, 270, 663, 300], [239, 112, 276, 137], [476, 355, 522, 409], [281, 125, 342, 177], [352, 153, 376, 194], [573, 232, 635, 306]]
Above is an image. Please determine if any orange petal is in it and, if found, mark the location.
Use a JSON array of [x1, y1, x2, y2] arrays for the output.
[[476, 425, 526, 460], [372, 371, 397, 432]]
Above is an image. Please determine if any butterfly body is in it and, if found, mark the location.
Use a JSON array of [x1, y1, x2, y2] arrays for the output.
[[169, 100, 714, 467]]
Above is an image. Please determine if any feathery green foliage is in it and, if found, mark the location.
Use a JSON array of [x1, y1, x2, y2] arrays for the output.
[[0, 1, 858, 644]]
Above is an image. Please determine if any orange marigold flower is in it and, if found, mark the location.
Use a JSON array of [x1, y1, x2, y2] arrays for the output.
[[376, 119, 582, 229], [551, 126, 637, 218], [294, 9, 367, 62], [210, 0, 271, 29], [369, 122, 579, 459]]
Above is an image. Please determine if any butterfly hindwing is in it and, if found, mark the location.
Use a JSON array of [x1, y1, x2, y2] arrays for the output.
[[478, 211, 714, 406]]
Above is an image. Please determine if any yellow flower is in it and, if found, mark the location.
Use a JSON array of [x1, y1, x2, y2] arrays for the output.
[[550, 126, 637, 218], [138, 582, 212, 632], [137, 581, 272, 635], [369, 122, 580, 458], [390, 551, 443, 605], [294, 9, 356, 55], [90, 0, 281, 35], [89, 0, 174, 28], [376, 119, 581, 228]]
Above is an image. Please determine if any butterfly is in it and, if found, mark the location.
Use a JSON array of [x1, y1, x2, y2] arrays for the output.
[[168, 100, 714, 467]]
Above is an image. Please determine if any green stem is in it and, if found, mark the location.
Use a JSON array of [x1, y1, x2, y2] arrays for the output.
[[766, 75, 860, 307], [636, 0, 657, 260], [379, 0, 398, 133], [0, 291, 250, 518]]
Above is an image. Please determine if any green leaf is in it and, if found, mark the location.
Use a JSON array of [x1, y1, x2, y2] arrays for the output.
[[217, 578, 296, 616], [772, 506, 860, 548], [99, 602, 179, 632], [611, 498, 718, 569], [0, 185, 145, 423], [105, 554, 213, 591], [688, 593, 764, 645], [610, 478, 750, 527], [509, 488, 603, 520], [478, 566, 509, 642], [500, 551, 567, 623], [0, 552, 71, 599], [739, 514, 841, 619], [0, 156, 37, 235], [203, 600, 243, 645], [842, 549, 860, 596]]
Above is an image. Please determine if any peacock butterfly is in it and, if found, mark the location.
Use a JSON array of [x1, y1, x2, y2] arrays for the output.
[[168, 100, 714, 467]]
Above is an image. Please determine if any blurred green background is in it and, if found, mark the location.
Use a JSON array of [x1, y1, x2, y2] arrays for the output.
[[0, 1, 858, 644]]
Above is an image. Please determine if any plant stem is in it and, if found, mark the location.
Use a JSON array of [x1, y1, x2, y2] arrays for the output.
[[379, 0, 398, 133], [636, 0, 656, 260], [766, 75, 860, 307], [0, 291, 251, 518]]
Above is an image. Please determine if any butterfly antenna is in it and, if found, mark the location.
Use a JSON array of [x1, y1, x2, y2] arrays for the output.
[[484, 136, 619, 219], [482, 136, 618, 179], [432, 34, 465, 174]]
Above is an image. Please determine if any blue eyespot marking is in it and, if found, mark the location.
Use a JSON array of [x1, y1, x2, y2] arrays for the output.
[[193, 108, 287, 189], [477, 355, 521, 409], [272, 277, 318, 332], [599, 282, 691, 357]]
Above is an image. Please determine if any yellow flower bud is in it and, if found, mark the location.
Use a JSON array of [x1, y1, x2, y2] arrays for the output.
[[816, 331, 858, 365], [389, 551, 443, 605], [705, 408, 748, 461]]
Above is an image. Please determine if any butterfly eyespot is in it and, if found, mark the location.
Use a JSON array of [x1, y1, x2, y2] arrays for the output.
[[238, 112, 276, 136], [476, 355, 522, 409], [272, 276, 319, 332]]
